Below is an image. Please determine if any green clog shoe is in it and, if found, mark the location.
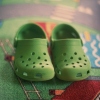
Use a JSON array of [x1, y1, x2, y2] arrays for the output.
[[13, 23, 55, 81], [51, 24, 91, 81]]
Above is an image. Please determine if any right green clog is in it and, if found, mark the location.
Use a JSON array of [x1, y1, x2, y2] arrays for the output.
[[51, 24, 91, 81], [13, 23, 55, 81]]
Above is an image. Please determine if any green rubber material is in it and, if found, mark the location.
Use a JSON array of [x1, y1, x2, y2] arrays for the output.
[[51, 24, 91, 81], [13, 23, 55, 81]]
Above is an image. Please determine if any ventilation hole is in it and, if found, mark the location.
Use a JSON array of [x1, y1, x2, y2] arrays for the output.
[[87, 70, 90, 74], [64, 60, 67, 62], [76, 73, 82, 77], [73, 66, 75, 68], [33, 66, 35, 68], [28, 58, 31, 61], [35, 73, 42, 78], [72, 63, 74, 64], [22, 61, 24, 63], [37, 56, 41, 59], [43, 53, 46, 55], [66, 64, 68, 66], [26, 64, 28, 67], [78, 57, 82, 60], [85, 60, 87, 62], [20, 55, 23, 58], [80, 65, 82, 67], [44, 59, 47, 62], [39, 63, 42, 65], [77, 62, 79, 63], [74, 52, 77, 55], [70, 57, 73, 59], [84, 63, 86, 65], [63, 53, 66, 56], [41, 66, 44, 68], [23, 72, 28, 76], [58, 70, 61, 75], [33, 62, 35, 64], [32, 52, 35, 55], [46, 64, 49, 65]]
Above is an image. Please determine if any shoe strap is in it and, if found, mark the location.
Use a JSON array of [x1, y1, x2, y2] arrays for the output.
[[16, 38, 47, 47], [52, 39, 82, 47]]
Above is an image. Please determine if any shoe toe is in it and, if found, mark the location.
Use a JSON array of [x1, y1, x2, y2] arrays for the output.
[[14, 60, 55, 81], [55, 62, 91, 81]]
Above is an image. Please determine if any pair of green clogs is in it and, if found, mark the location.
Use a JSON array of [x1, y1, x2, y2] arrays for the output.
[[13, 23, 91, 81]]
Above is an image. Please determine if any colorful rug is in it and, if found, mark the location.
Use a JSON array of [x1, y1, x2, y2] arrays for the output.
[[0, 0, 100, 100]]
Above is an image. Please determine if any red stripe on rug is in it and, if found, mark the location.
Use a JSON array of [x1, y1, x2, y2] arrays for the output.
[[36, 22, 50, 40], [52, 80, 100, 100]]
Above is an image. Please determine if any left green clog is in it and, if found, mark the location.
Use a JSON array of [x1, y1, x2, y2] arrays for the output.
[[13, 23, 55, 81]]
